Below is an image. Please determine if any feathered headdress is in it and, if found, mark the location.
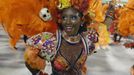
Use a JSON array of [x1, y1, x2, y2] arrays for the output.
[[0, 0, 103, 49], [57, 0, 89, 13], [56, 0, 92, 24]]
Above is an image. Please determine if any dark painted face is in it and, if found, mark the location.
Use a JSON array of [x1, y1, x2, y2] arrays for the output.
[[61, 7, 82, 36]]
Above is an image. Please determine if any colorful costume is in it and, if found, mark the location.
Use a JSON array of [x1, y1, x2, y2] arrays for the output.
[[109, 7, 120, 34], [109, 7, 122, 43], [118, 0, 134, 36], [24, 30, 98, 75], [117, 0, 134, 48]]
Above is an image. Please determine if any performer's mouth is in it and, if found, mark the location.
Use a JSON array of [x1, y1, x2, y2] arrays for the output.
[[65, 26, 73, 32]]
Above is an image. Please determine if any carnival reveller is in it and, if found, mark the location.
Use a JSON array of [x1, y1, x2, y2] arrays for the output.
[[118, 0, 134, 36], [109, 6, 122, 44], [118, 0, 134, 48], [24, 7, 98, 75], [104, 0, 116, 29]]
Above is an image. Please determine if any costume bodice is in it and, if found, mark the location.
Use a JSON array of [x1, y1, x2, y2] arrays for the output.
[[26, 29, 98, 75], [52, 37, 87, 75]]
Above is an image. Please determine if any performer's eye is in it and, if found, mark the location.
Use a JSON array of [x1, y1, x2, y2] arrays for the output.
[[62, 16, 67, 20], [71, 16, 77, 20]]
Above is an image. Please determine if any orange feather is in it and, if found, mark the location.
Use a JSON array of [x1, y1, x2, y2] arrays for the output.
[[0, 0, 58, 49]]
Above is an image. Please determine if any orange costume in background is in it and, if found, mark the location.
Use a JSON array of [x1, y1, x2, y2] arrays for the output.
[[118, 0, 134, 36], [118, 0, 134, 48], [0, 0, 58, 49]]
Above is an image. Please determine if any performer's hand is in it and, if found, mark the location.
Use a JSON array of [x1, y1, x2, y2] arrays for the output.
[[87, 29, 99, 43], [38, 49, 55, 61]]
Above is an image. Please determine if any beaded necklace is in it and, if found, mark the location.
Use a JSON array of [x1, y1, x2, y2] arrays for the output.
[[61, 31, 81, 44]]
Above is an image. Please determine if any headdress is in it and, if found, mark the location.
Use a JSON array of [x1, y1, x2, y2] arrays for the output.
[[45, 0, 91, 23], [47, 0, 105, 23], [57, 0, 90, 13], [0, 0, 103, 48]]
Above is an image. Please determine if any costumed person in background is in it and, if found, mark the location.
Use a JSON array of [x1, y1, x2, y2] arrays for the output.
[[109, 6, 122, 44], [118, 0, 134, 48], [24, 1, 99, 75], [104, 0, 116, 30], [131, 65, 134, 75], [0, 0, 58, 50], [87, 0, 111, 50]]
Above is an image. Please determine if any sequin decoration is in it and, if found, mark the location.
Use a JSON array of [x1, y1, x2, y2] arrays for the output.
[[27, 32, 57, 61]]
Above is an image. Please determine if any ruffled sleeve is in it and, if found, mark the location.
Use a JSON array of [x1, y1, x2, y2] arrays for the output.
[[26, 32, 57, 61]]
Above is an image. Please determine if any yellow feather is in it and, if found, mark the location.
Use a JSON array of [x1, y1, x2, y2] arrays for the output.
[[58, 0, 71, 9]]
